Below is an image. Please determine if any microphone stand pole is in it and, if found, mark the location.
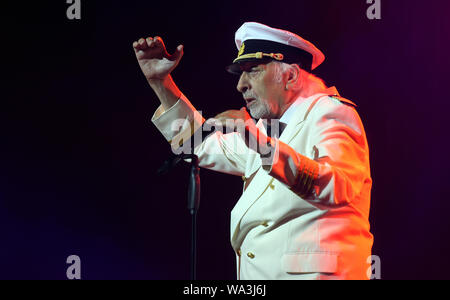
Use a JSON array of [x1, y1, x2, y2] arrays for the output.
[[188, 155, 200, 280], [158, 153, 201, 280]]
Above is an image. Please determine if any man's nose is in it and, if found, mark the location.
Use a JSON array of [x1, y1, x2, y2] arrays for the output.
[[236, 72, 250, 93]]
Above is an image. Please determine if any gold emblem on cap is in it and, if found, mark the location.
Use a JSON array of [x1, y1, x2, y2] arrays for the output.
[[238, 42, 245, 57], [233, 52, 284, 63]]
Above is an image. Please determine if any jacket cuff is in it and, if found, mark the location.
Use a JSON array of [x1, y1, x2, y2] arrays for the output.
[[151, 93, 205, 144], [262, 140, 319, 198]]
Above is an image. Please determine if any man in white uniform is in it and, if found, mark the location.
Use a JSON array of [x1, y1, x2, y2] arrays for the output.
[[133, 22, 374, 280]]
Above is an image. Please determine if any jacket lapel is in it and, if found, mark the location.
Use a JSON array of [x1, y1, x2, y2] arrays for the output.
[[279, 93, 329, 143], [230, 93, 329, 247]]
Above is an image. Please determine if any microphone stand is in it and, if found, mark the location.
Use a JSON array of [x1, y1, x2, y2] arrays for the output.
[[158, 153, 201, 280]]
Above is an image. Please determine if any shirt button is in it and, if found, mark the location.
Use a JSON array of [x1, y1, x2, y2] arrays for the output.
[[247, 252, 255, 259], [237, 249, 241, 256], [261, 221, 269, 227]]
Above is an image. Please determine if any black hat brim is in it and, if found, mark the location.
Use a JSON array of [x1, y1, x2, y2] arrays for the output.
[[225, 57, 273, 75]]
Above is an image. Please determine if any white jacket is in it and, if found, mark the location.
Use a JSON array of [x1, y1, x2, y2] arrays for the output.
[[151, 87, 373, 280]]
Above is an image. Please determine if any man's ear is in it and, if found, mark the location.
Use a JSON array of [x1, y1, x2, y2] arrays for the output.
[[286, 64, 301, 90]]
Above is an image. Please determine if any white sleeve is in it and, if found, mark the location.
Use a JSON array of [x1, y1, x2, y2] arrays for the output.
[[261, 98, 371, 207], [151, 93, 248, 176]]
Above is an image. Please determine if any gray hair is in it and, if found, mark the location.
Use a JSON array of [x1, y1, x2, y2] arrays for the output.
[[273, 62, 328, 97]]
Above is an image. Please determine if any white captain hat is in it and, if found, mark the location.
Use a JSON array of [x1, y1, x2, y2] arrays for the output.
[[226, 22, 325, 75]]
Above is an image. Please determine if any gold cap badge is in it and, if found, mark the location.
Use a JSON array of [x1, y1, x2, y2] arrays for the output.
[[238, 42, 245, 57]]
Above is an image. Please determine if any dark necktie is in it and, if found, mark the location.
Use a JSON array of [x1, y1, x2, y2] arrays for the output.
[[265, 119, 287, 139], [243, 119, 287, 191]]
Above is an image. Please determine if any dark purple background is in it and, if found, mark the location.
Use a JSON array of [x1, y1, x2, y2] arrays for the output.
[[2, 0, 449, 279]]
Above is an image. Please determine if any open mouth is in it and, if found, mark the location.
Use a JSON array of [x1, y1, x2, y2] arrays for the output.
[[245, 98, 256, 106]]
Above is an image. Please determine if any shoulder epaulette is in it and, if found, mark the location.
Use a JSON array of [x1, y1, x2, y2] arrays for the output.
[[329, 94, 358, 108]]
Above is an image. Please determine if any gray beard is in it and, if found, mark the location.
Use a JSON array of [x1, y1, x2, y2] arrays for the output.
[[249, 100, 271, 120]]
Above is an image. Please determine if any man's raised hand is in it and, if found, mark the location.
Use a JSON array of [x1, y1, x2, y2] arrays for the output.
[[133, 36, 184, 82]]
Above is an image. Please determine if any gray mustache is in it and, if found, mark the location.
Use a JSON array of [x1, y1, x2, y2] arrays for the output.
[[243, 92, 257, 100]]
